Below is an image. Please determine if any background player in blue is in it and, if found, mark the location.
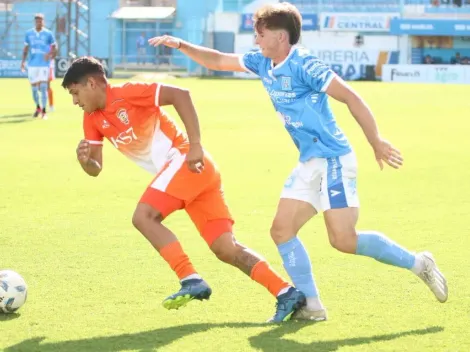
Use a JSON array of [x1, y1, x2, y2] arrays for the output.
[[149, 2, 448, 321], [21, 13, 56, 120]]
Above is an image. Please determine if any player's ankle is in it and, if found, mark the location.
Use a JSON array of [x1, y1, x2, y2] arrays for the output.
[[306, 297, 324, 311], [276, 286, 291, 297], [180, 273, 202, 282], [411, 253, 425, 274]]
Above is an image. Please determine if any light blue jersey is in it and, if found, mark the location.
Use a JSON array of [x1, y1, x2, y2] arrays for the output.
[[240, 46, 352, 162], [24, 28, 56, 67]]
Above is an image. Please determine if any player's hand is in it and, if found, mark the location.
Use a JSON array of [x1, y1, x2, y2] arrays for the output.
[[44, 53, 51, 60], [20, 62, 26, 73], [372, 139, 403, 170], [186, 143, 204, 173], [148, 35, 181, 49], [76, 139, 91, 163]]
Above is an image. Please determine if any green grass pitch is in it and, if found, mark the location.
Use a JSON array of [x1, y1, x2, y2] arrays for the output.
[[0, 77, 469, 351]]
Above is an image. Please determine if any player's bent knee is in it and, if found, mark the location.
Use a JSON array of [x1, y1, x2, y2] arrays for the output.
[[328, 231, 357, 254], [210, 232, 238, 264], [270, 220, 294, 245], [132, 203, 163, 231]]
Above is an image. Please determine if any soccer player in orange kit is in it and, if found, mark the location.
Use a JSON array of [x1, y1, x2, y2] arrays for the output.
[[61, 56, 306, 322]]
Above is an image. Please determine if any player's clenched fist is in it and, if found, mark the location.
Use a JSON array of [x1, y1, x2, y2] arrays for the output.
[[76, 139, 91, 163]]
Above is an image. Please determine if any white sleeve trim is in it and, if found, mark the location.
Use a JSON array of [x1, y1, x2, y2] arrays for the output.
[[87, 140, 103, 145], [154, 83, 161, 106], [320, 72, 336, 92], [238, 54, 256, 74]]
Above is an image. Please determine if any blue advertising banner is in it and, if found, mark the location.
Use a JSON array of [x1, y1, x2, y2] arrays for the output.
[[0, 59, 27, 78], [390, 18, 470, 36], [240, 13, 318, 32]]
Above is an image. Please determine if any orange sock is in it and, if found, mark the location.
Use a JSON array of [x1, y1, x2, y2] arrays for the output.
[[48, 87, 54, 106], [159, 241, 197, 280], [250, 261, 290, 297]]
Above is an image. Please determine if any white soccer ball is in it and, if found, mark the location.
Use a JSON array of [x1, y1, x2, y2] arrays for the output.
[[0, 270, 28, 314]]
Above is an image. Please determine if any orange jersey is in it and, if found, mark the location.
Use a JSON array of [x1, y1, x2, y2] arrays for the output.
[[84, 82, 188, 173]]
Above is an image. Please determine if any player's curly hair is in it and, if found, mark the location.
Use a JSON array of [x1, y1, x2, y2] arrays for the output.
[[253, 2, 302, 45], [61, 56, 106, 88]]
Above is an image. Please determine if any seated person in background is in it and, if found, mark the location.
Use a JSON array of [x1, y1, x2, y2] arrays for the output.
[[423, 55, 434, 64], [450, 52, 461, 65]]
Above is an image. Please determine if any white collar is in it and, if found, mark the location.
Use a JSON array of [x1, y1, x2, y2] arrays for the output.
[[271, 45, 298, 71]]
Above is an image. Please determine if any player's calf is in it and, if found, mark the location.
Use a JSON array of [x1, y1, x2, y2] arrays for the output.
[[210, 233, 305, 321], [132, 203, 210, 309]]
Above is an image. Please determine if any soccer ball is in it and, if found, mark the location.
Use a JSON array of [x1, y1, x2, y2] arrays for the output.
[[0, 270, 28, 314]]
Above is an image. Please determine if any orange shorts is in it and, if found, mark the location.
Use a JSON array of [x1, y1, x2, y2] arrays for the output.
[[49, 67, 55, 81], [139, 151, 234, 246]]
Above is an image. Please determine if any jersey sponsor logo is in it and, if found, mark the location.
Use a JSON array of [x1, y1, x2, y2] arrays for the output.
[[263, 77, 273, 85], [110, 127, 137, 149], [281, 76, 292, 91], [102, 120, 110, 129], [116, 108, 129, 125], [277, 112, 304, 128], [267, 89, 297, 104]]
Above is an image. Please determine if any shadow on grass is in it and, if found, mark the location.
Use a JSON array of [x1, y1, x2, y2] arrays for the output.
[[0, 113, 31, 119], [4, 321, 444, 352], [0, 313, 21, 322], [0, 113, 35, 125]]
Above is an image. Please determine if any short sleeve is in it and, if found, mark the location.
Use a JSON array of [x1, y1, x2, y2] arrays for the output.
[[299, 56, 336, 93], [115, 82, 161, 108], [83, 113, 103, 145], [239, 50, 264, 76]]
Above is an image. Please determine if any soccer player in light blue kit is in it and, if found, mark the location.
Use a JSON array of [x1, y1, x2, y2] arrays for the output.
[[21, 13, 57, 120], [149, 2, 448, 320]]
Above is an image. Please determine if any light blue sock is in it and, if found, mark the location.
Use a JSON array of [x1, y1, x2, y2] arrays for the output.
[[32, 85, 40, 106], [39, 82, 48, 109], [356, 231, 416, 269], [277, 237, 319, 298]]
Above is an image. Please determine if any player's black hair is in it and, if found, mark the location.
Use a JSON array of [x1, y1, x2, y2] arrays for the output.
[[254, 2, 302, 45], [61, 56, 106, 88]]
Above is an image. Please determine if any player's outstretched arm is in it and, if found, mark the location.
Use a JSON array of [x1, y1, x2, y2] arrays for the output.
[[158, 84, 205, 173], [148, 35, 245, 72], [325, 76, 403, 170], [76, 140, 103, 177]]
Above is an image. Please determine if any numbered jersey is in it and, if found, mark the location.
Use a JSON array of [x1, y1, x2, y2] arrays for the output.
[[83, 82, 188, 174]]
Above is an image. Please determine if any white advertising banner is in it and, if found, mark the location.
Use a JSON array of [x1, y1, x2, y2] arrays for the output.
[[382, 65, 470, 84], [234, 34, 397, 80], [306, 48, 396, 80], [320, 13, 400, 32]]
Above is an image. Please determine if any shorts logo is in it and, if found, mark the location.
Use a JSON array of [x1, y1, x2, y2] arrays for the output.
[[116, 108, 129, 125], [284, 174, 296, 188], [348, 178, 357, 195], [281, 76, 292, 91]]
